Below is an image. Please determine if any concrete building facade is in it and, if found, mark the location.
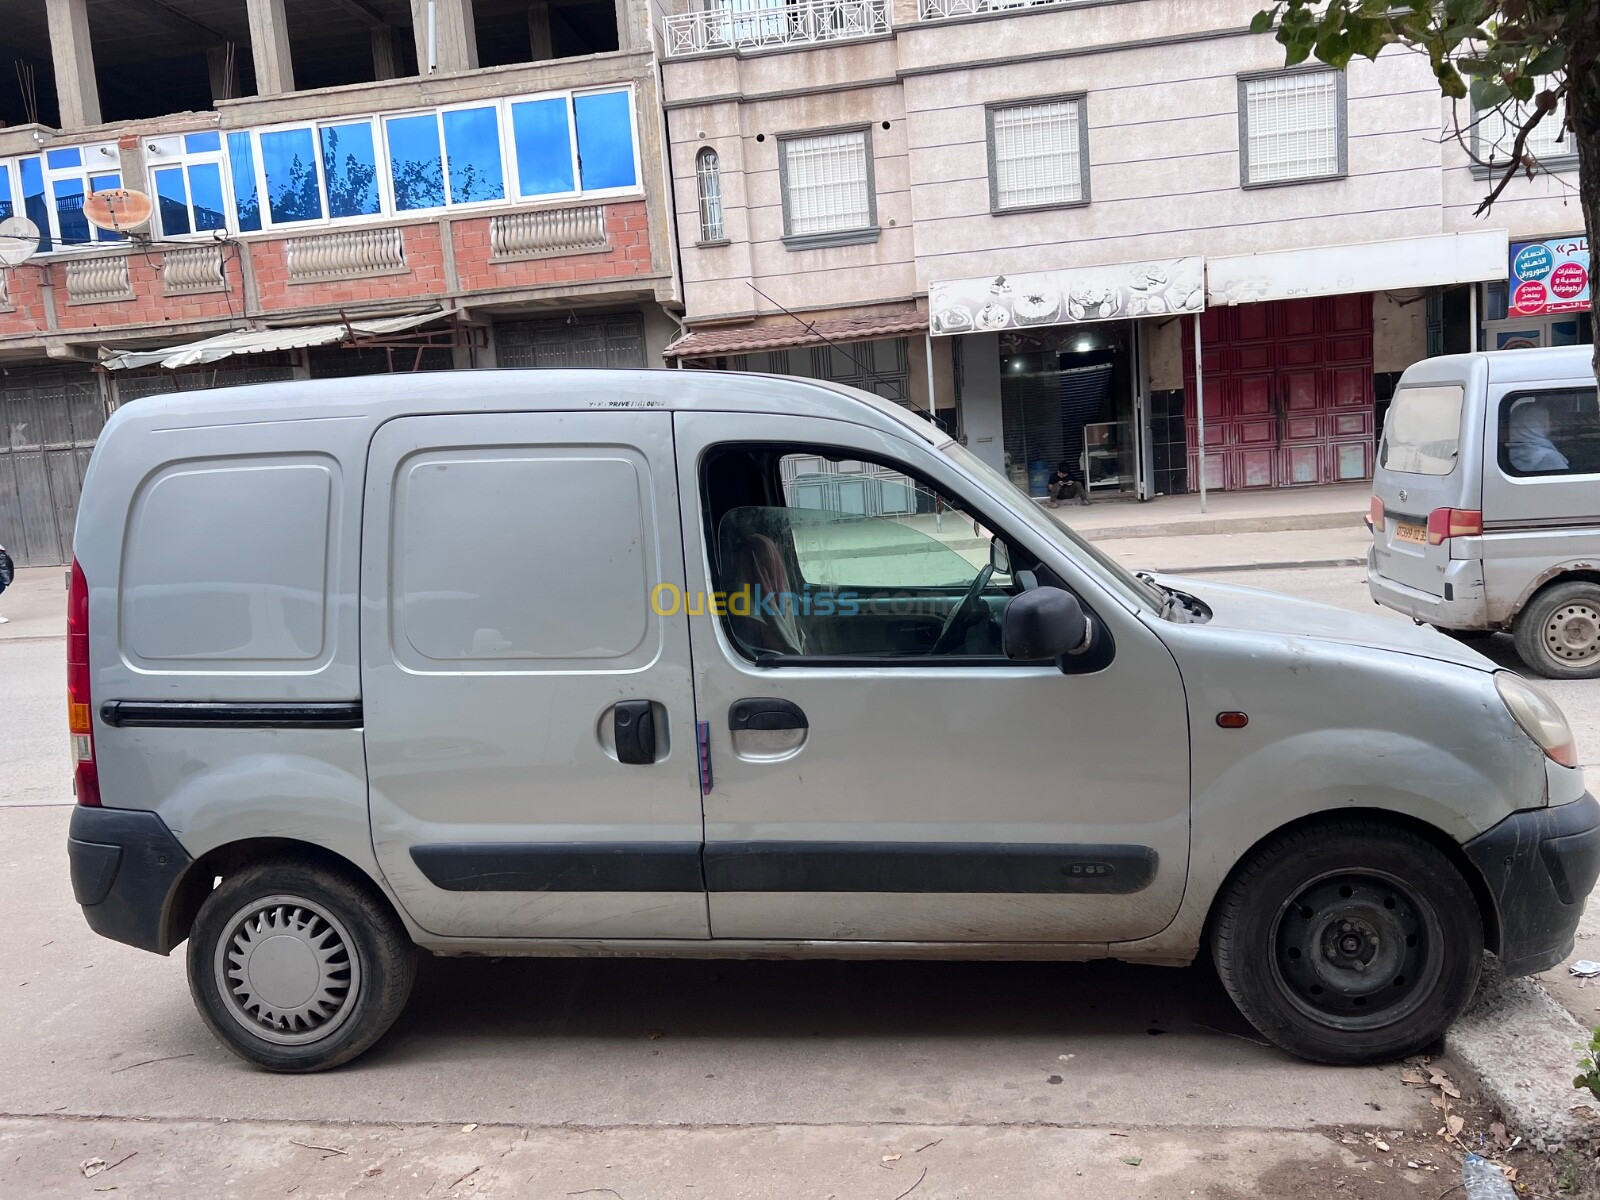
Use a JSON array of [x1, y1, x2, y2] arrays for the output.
[[656, 0, 1585, 501], [0, 0, 681, 565]]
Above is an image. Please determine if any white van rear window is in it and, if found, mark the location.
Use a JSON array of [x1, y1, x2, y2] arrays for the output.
[[1381, 385, 1464, 476]]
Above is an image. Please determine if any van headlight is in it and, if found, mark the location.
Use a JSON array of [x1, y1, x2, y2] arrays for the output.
[[1496, 672, 1578, 768]]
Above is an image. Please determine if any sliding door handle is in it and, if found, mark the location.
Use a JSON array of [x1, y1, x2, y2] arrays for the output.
[[614, 700, 657, 765], [729, 697, 808, 732]]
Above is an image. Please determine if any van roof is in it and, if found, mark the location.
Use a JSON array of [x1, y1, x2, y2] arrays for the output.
[[107, 368, 947, 446], [1400, 345, 1596, 388]]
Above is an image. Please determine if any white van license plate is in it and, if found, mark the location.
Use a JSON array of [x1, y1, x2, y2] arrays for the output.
[[1394, 522, 1427, 545]]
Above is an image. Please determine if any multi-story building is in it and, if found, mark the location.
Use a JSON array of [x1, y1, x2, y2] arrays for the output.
[[1, 0, 681, 565], [657, 0, 1584, 501]]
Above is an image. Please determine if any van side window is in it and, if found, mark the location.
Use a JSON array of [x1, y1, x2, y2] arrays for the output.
[[701, 445, 1026, 663], [1499, 389, 1600, 478], [1380, 385, 1464, 476]]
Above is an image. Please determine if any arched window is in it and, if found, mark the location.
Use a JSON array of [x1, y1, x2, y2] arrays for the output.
[[695, 147, 724, 243]]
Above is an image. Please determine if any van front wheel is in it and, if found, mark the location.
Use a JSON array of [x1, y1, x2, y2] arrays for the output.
[[1211, 820, 1482, 1064], [186, 859, 416, 1072], [1514, 581, 1600, 680]]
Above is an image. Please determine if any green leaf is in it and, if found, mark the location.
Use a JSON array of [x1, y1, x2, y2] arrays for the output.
[[1251, 9, 1275, 34], [1526, 45, 1567, 77], [1471, 77, 1511, 108]]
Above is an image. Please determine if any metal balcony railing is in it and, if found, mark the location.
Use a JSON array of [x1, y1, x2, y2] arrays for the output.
[[663, 0, 890, 56], [919, 0, 1065, 19]]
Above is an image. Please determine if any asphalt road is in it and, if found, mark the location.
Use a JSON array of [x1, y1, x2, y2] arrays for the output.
[[0, 560, 1593, 1197]]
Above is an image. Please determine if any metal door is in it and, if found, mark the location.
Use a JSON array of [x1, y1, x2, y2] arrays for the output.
[[0, 366, 103, 567], [361, 410, 708, 939], [494, 313, 646, 369]]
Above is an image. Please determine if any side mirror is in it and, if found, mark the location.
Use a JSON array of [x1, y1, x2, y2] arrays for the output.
[[989, 536, 1011, 576], [1002, 586, 1090, 661]]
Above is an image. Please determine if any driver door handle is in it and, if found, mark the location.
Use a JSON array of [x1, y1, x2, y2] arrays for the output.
[[729, 697, 808, 732]]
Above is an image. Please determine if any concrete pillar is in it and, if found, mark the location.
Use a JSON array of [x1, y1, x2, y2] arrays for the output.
[[411, 0, 479, 74], [45, 0, 101, 129], [527, 1, 553, 60], [957, 332, 1006, 475], [246, 0, 296, 95], [613, 0, 632, 52], [371, 27, 400, 80]]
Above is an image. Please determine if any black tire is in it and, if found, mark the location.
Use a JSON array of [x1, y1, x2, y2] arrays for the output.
[[1432, 625, 1495, 643], [1210, 819, 1483, 1065], [187, 858, 416, 1072], [1513, 580, 1600, 680]]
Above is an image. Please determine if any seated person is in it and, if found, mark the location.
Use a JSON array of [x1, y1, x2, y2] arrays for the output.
[[1046, 461, 1090, 508], [1508, 401, 1569, 473]]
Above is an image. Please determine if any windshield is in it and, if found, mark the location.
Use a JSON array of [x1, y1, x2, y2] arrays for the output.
[[940, 440, 1165, 612]]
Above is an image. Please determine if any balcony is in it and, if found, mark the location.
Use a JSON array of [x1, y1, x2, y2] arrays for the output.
[[919, 0, 1067, 20], [663, 0, 890, 56]]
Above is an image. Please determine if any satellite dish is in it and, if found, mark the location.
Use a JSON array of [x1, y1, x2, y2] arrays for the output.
[[0, 216, 40, 267], [83, 188, 153, 236]]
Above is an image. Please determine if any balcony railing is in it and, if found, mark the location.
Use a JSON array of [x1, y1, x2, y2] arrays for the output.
[[919, 0, 1067, 19], [663, 0, 890, 55]]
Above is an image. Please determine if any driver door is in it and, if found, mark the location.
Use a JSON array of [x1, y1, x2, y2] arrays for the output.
[[675, 411, 1191, 945]]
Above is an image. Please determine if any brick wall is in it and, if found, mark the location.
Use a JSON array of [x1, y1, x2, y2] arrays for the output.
[[452, 200, 654, 292], [253, 223, 450, 312]]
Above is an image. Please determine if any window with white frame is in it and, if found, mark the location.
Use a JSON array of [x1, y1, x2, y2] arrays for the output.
[[780, 128, 874, 241], [0, 86, 641, 252], [1239, 69, 1344, 186], [695, 147, 724, 242], [1474, 82, 1574, 169], [988, 97, 1087, 212]]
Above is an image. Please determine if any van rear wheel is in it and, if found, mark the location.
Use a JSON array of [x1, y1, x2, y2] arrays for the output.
[[1513, 581, 1600, 680], [187, 859, 416, 1072], [1211, 820, 1482, 1064]]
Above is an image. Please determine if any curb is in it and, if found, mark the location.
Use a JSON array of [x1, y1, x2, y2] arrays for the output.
[[1158, 557, 1367, 575], [1071, 510, 1363, 542], [1445, 961, 1595, 1152]]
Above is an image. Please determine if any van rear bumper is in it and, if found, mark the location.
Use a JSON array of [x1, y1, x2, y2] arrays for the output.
[[68, 807, 192, 955], [1463, 792, 1600, 976], [1366, 550, 1489, 629]]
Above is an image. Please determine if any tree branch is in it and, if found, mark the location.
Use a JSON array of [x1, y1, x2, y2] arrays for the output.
[[1473, 90, 1560, 217]]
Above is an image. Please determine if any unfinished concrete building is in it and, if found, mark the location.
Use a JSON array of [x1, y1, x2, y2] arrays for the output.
[[0, 0, 680, 565]]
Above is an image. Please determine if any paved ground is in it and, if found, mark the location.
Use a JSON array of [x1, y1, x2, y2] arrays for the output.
[[1, 537, 1592, 1197]]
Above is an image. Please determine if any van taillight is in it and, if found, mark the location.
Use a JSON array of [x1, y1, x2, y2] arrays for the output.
[[1426, 508, 1483, 546], [67, 559, 100, 807], [1367, 496, 1384, 532]]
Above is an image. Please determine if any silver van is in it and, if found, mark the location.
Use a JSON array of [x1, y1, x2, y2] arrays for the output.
[[1370, 346, 1600, 678], [67, 371, 1596, 1072]]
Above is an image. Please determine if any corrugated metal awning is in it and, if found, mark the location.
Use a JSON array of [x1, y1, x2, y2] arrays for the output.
[[99, 309, 449, 371], [664, 311, 928, 359]]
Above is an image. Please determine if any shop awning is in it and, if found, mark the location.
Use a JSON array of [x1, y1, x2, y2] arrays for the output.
[[664, 311, 928, 359], [1206, 231, 1510, 306], [99, 309, 450, 371], [929, 258, 1204, 336]]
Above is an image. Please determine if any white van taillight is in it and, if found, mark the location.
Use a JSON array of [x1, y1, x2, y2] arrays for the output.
[[1425, 508, 1482, 547], [67, 559, 100, 807], [1367, 496, 1384, 532]]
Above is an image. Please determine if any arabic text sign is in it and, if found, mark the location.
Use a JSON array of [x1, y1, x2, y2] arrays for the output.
[[1509, 236, 1590, 317]]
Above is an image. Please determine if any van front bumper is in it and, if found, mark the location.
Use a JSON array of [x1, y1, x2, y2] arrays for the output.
[[1463, 792, 1600, 976], [68, 806, 192, 955], [1366, 549, 1489, 629]]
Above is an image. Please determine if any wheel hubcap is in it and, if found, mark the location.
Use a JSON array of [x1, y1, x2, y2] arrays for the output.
[[1544, 603, 1600, 665], [214, 896, 360, 1046], [1271, 872, 1442, 1032]]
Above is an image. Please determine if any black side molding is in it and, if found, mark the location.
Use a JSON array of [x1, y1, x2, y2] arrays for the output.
[[705, 842, 1156, 895], [411, 843, 705, 892], [100, 700, 363, 729]]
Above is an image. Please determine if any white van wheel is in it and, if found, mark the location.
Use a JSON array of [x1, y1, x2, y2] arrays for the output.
[[187, 859, 416, 1072], [1514, 581, 1600, 680]]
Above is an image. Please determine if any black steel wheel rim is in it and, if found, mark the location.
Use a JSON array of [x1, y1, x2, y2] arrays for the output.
[[1270, 869, 1444, 1032]]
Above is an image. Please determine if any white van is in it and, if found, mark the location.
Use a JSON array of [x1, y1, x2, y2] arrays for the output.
[[1370, 346, 1600, 678], [67, 371, 1596, 1072]]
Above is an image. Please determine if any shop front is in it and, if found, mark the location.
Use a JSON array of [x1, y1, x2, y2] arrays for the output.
[[1481, 233, 1594, 352]]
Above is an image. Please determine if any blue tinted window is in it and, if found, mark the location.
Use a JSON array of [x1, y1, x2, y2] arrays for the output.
[[574, 91, 637, 191], [259, 128, 325, 224], [154, 167, 190, 236], [88, 172, 124, 242], [320, 122, 380, 218], [510, 98, 574, 196], [385, 114, 445, 210], [184, 132, 222, 154], [228, 132, 261, 232], [45, 147, 83, 170], [0, 165, 11, 222], [53, 178, 89, 245], [189, 163, 227, 231], [20, 157, 48, 251], [442, 107, 504, 204]]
